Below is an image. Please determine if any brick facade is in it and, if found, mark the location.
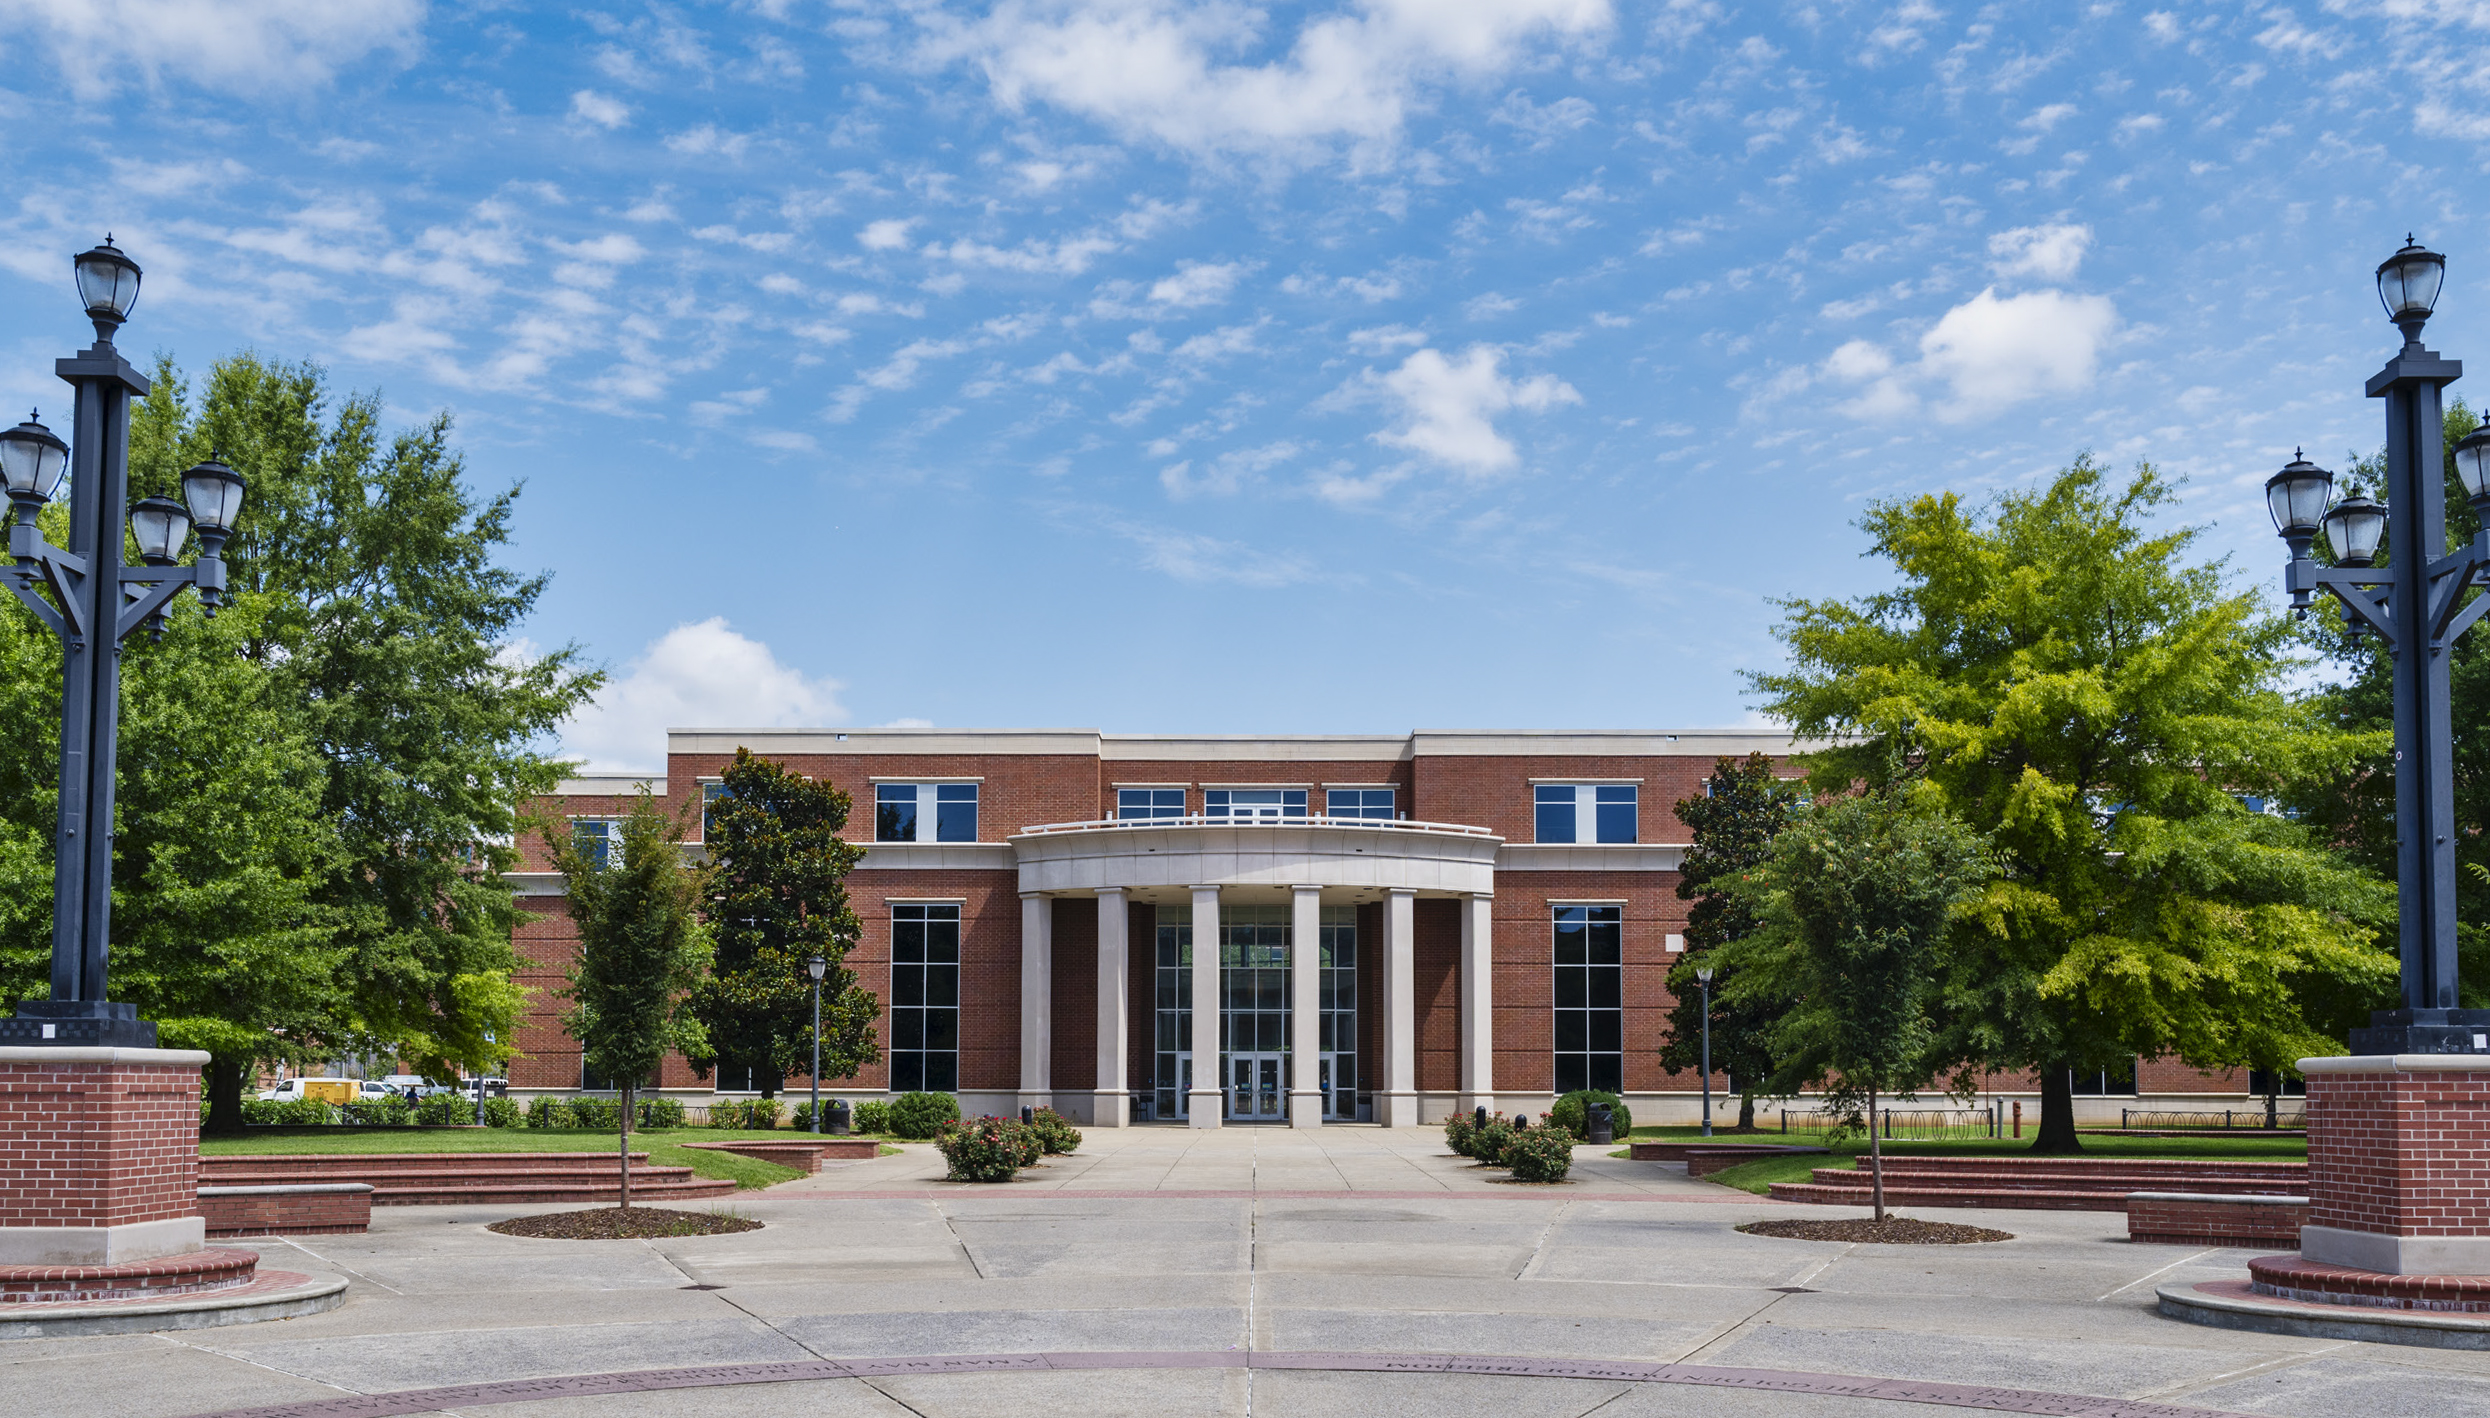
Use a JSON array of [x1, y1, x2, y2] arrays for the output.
[[0, 1055, 202, 1231], [2306, 1063, 2490, 1239]]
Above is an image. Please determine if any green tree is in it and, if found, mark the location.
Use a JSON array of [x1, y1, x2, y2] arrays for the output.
[[1753, 457, 2399, 1152], [546, 787, 712, 1207], [1722, 786, 1989, 1220], [688, 749, 877, 1097], [2292, 400, 2490, 1008], [126, 354, 596, 1082], [1660, 753, 1794, 1129]]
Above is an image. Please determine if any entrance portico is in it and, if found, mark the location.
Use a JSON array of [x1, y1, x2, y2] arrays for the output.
[[1012, 817, 1499, 1127]]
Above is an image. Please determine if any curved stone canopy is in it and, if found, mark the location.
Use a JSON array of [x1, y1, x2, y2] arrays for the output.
[[1010, 820, 1501, 898]]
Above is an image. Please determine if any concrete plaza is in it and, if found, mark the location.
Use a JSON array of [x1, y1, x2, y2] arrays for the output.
[[11, 1127, 2485, 1418]]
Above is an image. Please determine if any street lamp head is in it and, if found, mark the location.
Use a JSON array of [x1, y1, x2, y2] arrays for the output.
[[1694, 964, 1715, 985], [0, 412, 69, 509], [128, 495, 192, 566], [807, 954, 827, 982], [2265, 451, 2333, 554], [72, 237, 141, 337], [2454, 424, 2490, 512], [2377, 236, 2445, 337], [2323, 493, 2389, 568], [180, 455, 246, 539]]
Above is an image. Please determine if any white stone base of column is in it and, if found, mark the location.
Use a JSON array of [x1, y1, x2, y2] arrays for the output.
[[1379, 1091, 1420, 1128], [1455, 1093, 1495, 1119], [1085, 1091, 1129, 1128], [2301, 1224, 2490, 1276], [1015, 1092, 1053, 1116], [1287, 1090, 1324, 1128], [1187, 1089, 1224, 1128], [0, 1216, 204, 1267]]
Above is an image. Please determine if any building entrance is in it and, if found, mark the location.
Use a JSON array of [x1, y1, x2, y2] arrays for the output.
[[1228, 1053, 1285, 1119], [1150, 901, 1362, 1123]]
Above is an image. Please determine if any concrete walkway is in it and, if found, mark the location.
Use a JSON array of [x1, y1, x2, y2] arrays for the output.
[[10, 1130, 2484, 1418]]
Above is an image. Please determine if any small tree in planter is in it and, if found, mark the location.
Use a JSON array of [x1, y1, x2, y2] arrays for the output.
[[546, 786, 713, 1208], [1504, 1126, 1578, 1183], [1443, 1112, 1477, 1158], [935, 1116, 1032, 1182], [1028, 1108, 1082, 1155]]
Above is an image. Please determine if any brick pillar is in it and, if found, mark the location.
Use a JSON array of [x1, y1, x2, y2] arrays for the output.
[[2301, 1054, 2490, 1276], [0, 1047, 210, 1266]]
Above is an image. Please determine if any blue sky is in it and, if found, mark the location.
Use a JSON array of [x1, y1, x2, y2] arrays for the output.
[[5, 1, 2489, 769]]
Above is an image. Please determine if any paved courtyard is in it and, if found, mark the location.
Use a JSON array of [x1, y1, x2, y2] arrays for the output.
[[14, 1127, 2486, 1418]]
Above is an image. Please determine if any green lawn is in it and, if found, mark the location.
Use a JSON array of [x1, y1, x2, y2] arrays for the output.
[[198, 1127, 911, 1190], [1635, 1131, 2310, 1196]]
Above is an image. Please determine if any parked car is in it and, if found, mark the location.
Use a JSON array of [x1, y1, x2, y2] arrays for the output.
[[379, 1074, 453, 1098], [256, 1078, 360, 1105]]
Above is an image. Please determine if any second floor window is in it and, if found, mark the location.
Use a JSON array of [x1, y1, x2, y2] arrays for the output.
[[1206, 788, 1307, 820], [701, 782, 730, 838], [1535, 784, 1637, 843], [1118, 788, 1187, 819], [572, 819, 619, 869], [877, 783, 978, 842], [1326, 788, 1395, 820]]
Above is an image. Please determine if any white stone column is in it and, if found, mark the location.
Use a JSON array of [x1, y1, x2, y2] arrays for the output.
[[1458, 892, 1494, 1117], [1380, 887, 1418, 1128], [1288, 884, 1324, 1128], [1091, 887, 1129, 1128], [1188, 884, 1224, 1127], [1018, 892, 1052, 1113]]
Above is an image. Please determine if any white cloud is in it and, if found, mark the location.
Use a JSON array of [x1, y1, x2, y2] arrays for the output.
[[1148, 260, 1246, 307], [666, 125, 753, 158], [560, 618, 846, 771], [1987, 223, 2092, 281], [1359, 345, 1581, 475], [1814, 288, 2119, 422], [0, 0, 423, 97], [921, 0, 1612, 161], [569, 89, 630, 129], [1160, 440, 1301, 499], [859, 218, 916, 250]]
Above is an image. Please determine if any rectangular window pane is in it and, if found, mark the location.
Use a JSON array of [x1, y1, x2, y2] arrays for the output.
[[893, 921, 925, 962], [1595, 785, 1637, 844], [926, 1054, 957, 1093], [1555, 1055, 1587, 1094], [1120, 788, 1186, 820], [936, 784, 977, 842], [1587, 967, 1622, 1010], [1554, 1010, 1588, 1051], [1555, 968, 1587, 1008], [924, 1007, 959, 1051], [892, 1053, 923, 1093], [1554, 917, 1587, 964], [702, 783, 730, 837], [1589, 1055, 1623, 1094], [925, 966, 957, 1008], [893, 1007, 924, 1049], [1326, 787, 1394, 819], [1535, 785, 1576, 844], [1587, 1010, 1623, 1053], [876, 784, 917, 842], [1553, 904, 1622, 1105]]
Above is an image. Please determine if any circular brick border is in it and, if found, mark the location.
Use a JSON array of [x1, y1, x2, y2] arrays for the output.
[[0, 1267, 347, 1339], [175, 1349, 2263, 1418], [2247, 1254, 2490, 1313], [2158, 1279, 2490, 1350], [0, 1245, 260, 1303]]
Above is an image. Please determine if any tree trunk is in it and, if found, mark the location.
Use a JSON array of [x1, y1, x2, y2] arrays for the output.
[[1736, 1093, 1757, 1132], [619, 1082, 633, 1210], [2032, 1064, 2083, 1153], [1867, 1085, 1885, 1224], [203, 1058, 247, 1136]]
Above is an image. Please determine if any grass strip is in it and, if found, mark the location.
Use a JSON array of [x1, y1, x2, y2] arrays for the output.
[[197, 1126, 834, 1190]]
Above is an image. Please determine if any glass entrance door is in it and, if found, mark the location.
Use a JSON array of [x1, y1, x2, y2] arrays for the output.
[[1229, 1053, 1285, 1120]]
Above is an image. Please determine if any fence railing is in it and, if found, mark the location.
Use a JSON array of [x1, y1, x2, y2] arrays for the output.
[[1780, 1104, 2003, 1139], [2120, 1108, 2305, 1131]]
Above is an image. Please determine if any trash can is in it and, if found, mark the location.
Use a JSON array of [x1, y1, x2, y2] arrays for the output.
[[825, 1099, 851, 1135], [1588, 1102, 1614, 1146]]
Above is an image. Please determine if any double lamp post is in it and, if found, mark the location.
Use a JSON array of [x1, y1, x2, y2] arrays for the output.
[[2266, 238, 2490, 1055], [0, 239, 245, 1048]]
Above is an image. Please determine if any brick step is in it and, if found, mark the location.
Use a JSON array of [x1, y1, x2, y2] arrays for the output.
[[204, 1163, 705, 1187], [364, 1177, 739, 1206], [0, 1247, 262, 1304], [1767, 1182, 2135, 1212], [679, 1139, 880, 1172], [1870, 1156, 2307, 1177], [201, 1151, 660, 1175], [1801, 1167, 2302, 1193]]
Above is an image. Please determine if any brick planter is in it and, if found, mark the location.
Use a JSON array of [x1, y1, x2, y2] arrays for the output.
[[2249, 1254, 2490, 1313], [2300, 1056, 2490, 1276], [0, 1047, 212, 1266], [680, 1139, 880, 1172], [199, 1184, 373, 1238], [2126, 1192, 2309, 1247], [0, 1246, 258, 1304], [1770, 1156, 2309, 1212], [199, 1152, 736, 1205]]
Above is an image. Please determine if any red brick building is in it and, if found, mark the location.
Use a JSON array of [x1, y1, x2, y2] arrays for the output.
[[510, 728, 2258, 1125]]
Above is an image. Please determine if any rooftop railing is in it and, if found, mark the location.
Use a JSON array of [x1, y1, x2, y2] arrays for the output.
[[1014, 814, 1500, 839]]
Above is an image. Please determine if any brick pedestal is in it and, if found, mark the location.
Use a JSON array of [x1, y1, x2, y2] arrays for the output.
[[0, 1047, 210, 1266], [2300, 1055, 2490, 1276]]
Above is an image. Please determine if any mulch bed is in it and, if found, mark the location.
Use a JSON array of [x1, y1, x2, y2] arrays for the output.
[[1737, 1217, 2013, 1245], [487, 1207, 762, 1240]]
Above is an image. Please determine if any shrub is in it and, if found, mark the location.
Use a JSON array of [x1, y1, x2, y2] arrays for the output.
[[1549, 1090, 1631, 1141], [527, 1095, 570, 1128], [935, 1116, 1032, 1182], [889, 1091, 960, 1140], [1471, 1118, 1515, 1165], [480, 1096, 521, 1128], [1504, 1125, 1577, 1183], [341, 1096, 413, 1127], [239, 1097, 341, 1126], [852, 1099, 894, 1136], [415, 1093, 476, 1126], [637, 1096, 686, 1129], [1028, 1108, 1082, 1155], [568, 1094, 623, 1130], [1443, 1113, 1476, 1158]]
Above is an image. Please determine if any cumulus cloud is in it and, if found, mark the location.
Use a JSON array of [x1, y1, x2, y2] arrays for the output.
[[1812, 287, 2119, 422], [920, 0, 1612, 161], [560, 618, 846, 771], [569, 89, 630, 129], [0, 0, 424, 97], [1348, 344, 1582, 474], [859, 218, 916, 250], [1148, 260, 1246, 307], [1987, 223, 2092, 281]]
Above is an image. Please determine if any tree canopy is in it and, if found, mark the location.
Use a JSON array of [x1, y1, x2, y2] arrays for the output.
[[688, 749, 877, 1096], [1752, 457, 2398, 1150]]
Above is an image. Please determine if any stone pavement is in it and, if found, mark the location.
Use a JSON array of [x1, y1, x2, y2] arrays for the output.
[[11, 1127, 2486, 1418]]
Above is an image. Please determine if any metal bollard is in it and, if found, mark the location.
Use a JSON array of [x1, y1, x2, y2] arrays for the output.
[[1021, 1105, 1033, 1124]]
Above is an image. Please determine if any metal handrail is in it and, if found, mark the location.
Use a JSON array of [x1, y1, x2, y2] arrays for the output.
[[1014, 814, 1502, 839]]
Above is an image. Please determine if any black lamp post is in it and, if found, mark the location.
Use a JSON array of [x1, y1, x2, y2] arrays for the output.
[[1, 239, 244, 1049], [807, 954, 827, 1133], [1695, 963, 1714, 1137], [2270, 238, 2490, 1055]]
